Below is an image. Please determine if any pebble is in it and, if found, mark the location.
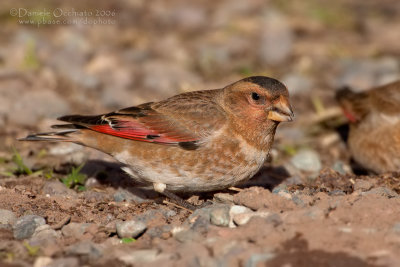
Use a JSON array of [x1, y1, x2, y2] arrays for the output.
[[62, 223, 91, 238], [0, 209, 17, 226], [337, 57, 399, 91], [13, 215, 46, 240], [116, 220, 147, 238], [229, 205, 253, 228], [172, 226, 198, 243], [210, 206, 231, 227], [259, 9, 293, 65], [34, 257, 53, 267], [48, 143, 82, 156], [282, 72, 312, 96], [84, 177, 101, 189], [42, 180, 77, 197], [245, 252, 276, 267], [30, 224, 60, 247], [332, 161, 352, 175], [304, 207, 325, 220], [113, 188, 151, 204], [173, 212, 210, 243], [47, 257, 80, 267], [141, 60, 200, 97], [353, 179, 373, 192], [9, 90, 70, 126], [328, 190, 346, 196], [101, 86, 134, 109], [364, 187, 398, 198], [391, 223, 400, 234], [65, 241, 103, 260], [290, 149, 322, 174], [116, 249, 159, 265], [104, 220, 120, 234], [213, 193, 234, 204], [169, 5, 207, 32], [272, 185, 292, 200], [291, 195, 306, 207], [234, 212, 281, 227], [146, 225, 173, 239]]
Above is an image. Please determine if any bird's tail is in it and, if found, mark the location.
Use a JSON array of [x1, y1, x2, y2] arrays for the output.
[[18, 128, 78, 142]]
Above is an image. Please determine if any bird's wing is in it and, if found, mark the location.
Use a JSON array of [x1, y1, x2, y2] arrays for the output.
[[57, 89, 226, 149]]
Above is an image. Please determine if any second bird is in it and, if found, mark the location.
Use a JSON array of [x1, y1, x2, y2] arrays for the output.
[[336, 80, 400, 174]]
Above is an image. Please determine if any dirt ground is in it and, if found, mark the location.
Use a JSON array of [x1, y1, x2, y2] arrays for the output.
[[1, 0, 400, 266]]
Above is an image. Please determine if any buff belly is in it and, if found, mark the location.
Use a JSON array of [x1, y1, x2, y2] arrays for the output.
[[114, 139, 268, 192]]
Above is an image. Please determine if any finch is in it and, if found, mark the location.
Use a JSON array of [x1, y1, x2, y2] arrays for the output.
[[21, 76, 293, 195], [336, 80, 400, 173]]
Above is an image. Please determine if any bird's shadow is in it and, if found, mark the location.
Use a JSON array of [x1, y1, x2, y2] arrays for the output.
[[80, 160, 159, 200], [79, 159, 291, 201]]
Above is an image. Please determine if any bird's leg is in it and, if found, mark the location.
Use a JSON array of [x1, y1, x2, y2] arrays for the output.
[[228, 187, 243, 192], [153, 183, 197, 211]]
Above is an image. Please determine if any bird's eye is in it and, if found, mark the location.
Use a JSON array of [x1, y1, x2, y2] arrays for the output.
[[251, 92, 260, 101]]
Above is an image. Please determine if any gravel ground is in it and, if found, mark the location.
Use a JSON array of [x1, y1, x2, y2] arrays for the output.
[[1, 0, 400, 266]]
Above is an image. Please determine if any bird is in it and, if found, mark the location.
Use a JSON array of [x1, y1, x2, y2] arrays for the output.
[[336, 80, 400, 174], [20, 76, 293, 206]]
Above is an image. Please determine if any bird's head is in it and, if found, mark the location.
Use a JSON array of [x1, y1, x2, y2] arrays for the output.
[[220, 76, 294, 149], [335, 86, 368, 123], [222, 76, 294, 125]]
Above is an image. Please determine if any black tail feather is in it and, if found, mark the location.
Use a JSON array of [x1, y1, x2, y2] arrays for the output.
[[18, 130, 77, 142]]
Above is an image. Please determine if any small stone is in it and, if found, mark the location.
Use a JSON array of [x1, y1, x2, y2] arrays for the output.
[[42, 180, 77, 197], [116, 249, 159, 265], [391, 223, 400, 234], [229, 205, 253, 227], [272, 185, 289, 195], [65, 241, 103, 259], [364, 187, 398, 198], [210, 207, 230, 227], [9, 90, 70, 126], [104, 220, 120, 234], [30, 224, 60, 247], [233, 212, 257, 226], [146, 225, 173, 239], [328, 190, 346, 196], [116, 220, 147, 238], [234, 211, 281, 227], [61, 222, 91, 238], [336, 57, 400, 91], [304, 207, 325, 220], [34, 257, 53, 267], [353, 179, 373, 192], [113, 188, 151, 204], [259, 9, 293, 65], [245, 252, 276, 267], [13, 215, 46, 240], [332, 161, 352, 175], [213, 193, 234, 204], [291, 195, 306, 207], [49, 143, 82, 156], [290, 149, 322, 174], [0, 209, 17, 226], [282, 73, 312, 96], [338, 227, 352, 233], [47, 257, 80, 267], [84, 177, 101, 189], [101, 86, 134, 109]]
